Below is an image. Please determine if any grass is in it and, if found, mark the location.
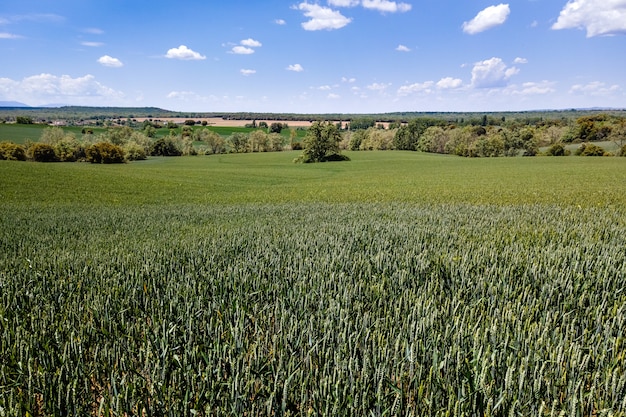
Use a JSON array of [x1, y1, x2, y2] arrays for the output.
[[1, 151, 626, 415], [0, 123, 107, 145]]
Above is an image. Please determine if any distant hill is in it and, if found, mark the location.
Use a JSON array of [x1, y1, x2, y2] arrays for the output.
[[0, 101, 30, 107]]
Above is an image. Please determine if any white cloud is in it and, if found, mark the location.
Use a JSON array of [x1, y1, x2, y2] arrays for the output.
[[552, 0, 626, 37], [287, 64, 304, 72], [240, 38, 262, 48], [275, 19, 286, 25], [397, 81, 435, 96], [471, 57, 519, 88], [463, 4, 510, 34], [329, 0, 360, 6], [362, 0, 412, 13], [436, 77, 463, 89], [97, 55, 123, 68], [296, 2, 352, 31], [569, 81, 621, 95], [240, 69, 256, 76], [0, 73, 123, 105], [342, 77, 357, 83], [513, 57, 528, 64], [81, 41, 103, 47], [0, 32, 21, 39], [512, 81, 556, 95], [84, 28, 104, 35], [367, 82, 391, 91], [165, 45, 206, 60], [318, 85, 332, 90], [231, 46, 255, 55], [328, 93, 341, 99], [396, 44, 411, 52]]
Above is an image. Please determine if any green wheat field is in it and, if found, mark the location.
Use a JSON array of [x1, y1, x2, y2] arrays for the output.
[[1, 151, 625, 416]]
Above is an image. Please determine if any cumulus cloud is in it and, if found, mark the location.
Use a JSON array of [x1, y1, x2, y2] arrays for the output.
[[240, 69, 256, 76], [552, 0, 626, 37], [396, 44, 411, 52], [287, 64, 304, 72], [327, 93, 341, 99], [471, 57, 519, 88], [0, 73, 123, 105], [231, 46, 255, 55], [463, 4, 510, 34], [397, 81, 435, 96], [436, 77, 463, 89], [275, 19, 286, 25], [97, 55, 123, 68], [296, 2, 352, 31], [362, 0, 411, 13], [513, 57, 528, 64], [240, 38, 262, 48], [165, 45, 206, 60]]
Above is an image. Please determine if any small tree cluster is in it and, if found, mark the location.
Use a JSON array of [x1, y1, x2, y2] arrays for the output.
[[295, 121, 349, 163]]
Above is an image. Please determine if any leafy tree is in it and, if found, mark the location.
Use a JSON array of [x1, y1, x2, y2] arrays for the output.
[[16, 116, 33, 124], [269, 133, 285, 151], [204, 130, 226, 154], [184, 119, 196, 126], [228, 133, 249, 153], [151, 138, 182, 156], [249, 130, 269, 152], [296, 121, 349, 163], [269, 122, 283, 134], [348, 117, 375, 131]]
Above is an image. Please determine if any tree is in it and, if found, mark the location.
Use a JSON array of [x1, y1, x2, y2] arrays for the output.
[[229, 133, 249, 153], [269, 122, 283, 134], [151, 138, 182, 156], [204, 130, 226, 154], [296, 121, 349, 163], [16, 116, 33, 124]]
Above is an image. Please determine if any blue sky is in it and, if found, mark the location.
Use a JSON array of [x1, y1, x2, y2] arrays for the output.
[[1, 0, 625, 113]]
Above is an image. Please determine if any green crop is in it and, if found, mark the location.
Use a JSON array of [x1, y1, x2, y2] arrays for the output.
[[1, 152, 625, 416]]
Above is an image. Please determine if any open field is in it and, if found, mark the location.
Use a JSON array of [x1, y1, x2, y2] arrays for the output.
[[1, 152, 625, 415]]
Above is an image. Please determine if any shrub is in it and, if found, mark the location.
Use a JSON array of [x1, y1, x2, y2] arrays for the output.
[[55, 138, 85, 162], [85, 142, 125, 164], [575, 143, 605, 156], [620, 144, 626, 157], [123, 141, 147, 161], [0, 141, 27, 161], [29, 143, 58, 162], [151, 138, 182, 156], [545, 143, 566, 156]]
